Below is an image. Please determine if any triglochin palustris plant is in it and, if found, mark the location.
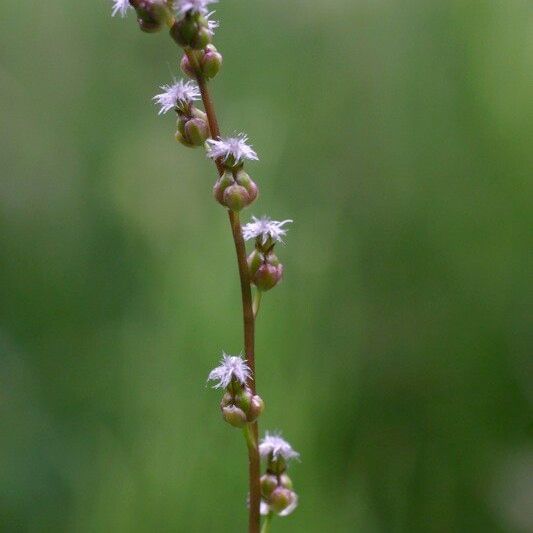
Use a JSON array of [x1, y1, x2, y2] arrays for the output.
[[110, 1, 299, 531]]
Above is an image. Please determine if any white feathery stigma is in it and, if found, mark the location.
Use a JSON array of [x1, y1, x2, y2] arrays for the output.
[[207, 353, 251, 389], [205, 11, 219, 35], [242, 216, 293, 245], [153, 79, 200, 114], [259, 432, 300, 462], [206, 134, 259, 163], [175, 0, 218, 16], [111, 0, 131, 17]]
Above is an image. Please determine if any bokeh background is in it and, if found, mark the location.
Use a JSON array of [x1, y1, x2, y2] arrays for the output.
[[1, 1, 532, 531]]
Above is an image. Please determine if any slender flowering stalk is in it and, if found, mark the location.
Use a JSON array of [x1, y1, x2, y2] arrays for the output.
[[110, 2, 299, 531]]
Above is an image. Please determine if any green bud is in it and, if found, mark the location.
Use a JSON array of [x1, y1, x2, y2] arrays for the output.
[[246, 394, 265, 422], [191, 26, 212, 50], [138, 17, 161, 33], [234, 389, 252, 412], [221, 405, 247, 428], [177, 116, 187, 137], [269, 488, 294, 514], [247, 249, 265, 278], [202, 46, 223, 79], [184, 118, 209, 146], [220, 392, 233, 408], [267, 456, 287, 476], [169, 16, 196, 46], [175, 130, 194, 148], [235, 170, 258, 202], [279, 473, 293, 490], [213, 172, 234, 205], [223, 184, 251, 212], [260, 474, 278, 498]]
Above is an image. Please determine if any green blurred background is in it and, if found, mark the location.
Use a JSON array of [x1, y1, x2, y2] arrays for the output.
[[1, 1, 532, 531]]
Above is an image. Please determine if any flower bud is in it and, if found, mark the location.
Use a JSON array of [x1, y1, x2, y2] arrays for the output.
[[260, 474, 278, 498], [235, 170, 258, 203], [220, 392, 233, 408], [247, 249, 264, 279], [213, 172, 234, 205], [252, 255, 283, 291], [246, 394, 265, 422], [269, 488, 294, 514], [169, 16, 197, 46], [221, 405, 247, 428], [175, 130, 194, 147], [267, 456, 287, 476], [234, 389, 252, 412], [202, 46, 223, 79], [223, 184, 251, 212], [180, 54, 196, 78], [191, 26, 212, 50], [279, 473, 293, 490], [137, 17, 161, 33], [184, 118, 209, 146]]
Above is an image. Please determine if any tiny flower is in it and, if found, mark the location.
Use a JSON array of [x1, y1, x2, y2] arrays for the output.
[[259, 432, 300, 462], [206, 134, 259, 164], [207, 353, 251, 389], [174, 0, 217, 16], [242, 216, 293, 245], [153, 79, 200, 114], [111, 0, 131, 17]]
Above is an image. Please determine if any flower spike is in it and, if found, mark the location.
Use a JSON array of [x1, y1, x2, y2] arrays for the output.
[[207, 353, 252, 389]]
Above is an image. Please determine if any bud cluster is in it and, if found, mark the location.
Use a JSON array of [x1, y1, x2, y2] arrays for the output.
[[170, 9, 213, 49], [213, 169, 258, 212], [180, 44, 223, 80], [176, 105, 210, 147], [259, 433, 299, 516], [243, 217, 292, 291], [208, 354, 264, 428]]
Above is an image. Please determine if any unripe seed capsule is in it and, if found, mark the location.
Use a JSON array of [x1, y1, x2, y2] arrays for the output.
[[213, 172, 234, 205], [279, 473, 293, 490], [191, 26, 211, 50], [269, 487, 293, 514], [202, 49, 223, 79], [184, 118, 209, 146], [175, 130, 194, 148], [246, 394, 265, 422], [221, 405, 247, 428], [260, 474, 278, 498], [235, 170, 258, 202], [252, 262, 283, 291], [223, 184, 251, 212], [247, 249, 264, 278], [138, 17, 161, 32]]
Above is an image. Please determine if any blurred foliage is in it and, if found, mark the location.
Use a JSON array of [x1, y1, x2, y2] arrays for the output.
[[1, 1, 532, 531]]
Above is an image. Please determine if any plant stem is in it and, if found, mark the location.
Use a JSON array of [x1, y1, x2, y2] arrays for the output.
[[186, 49, 261, 533], [260, 513, 273, 533]]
